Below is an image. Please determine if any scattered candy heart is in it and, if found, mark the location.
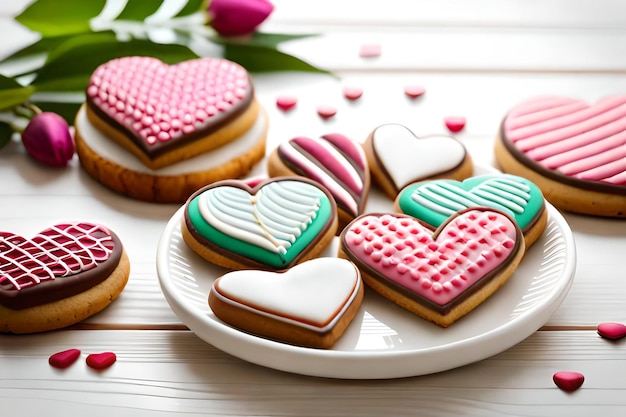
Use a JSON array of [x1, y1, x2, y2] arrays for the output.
[[343, 86, 363, 100], [276, 96, 297, 111], [404, 85, 425, 99], [359, 44, 381, 58], [597, 322, 626, 340], [86, 352, 117, 370], [317, 105, 337, 119], [553, 371, 585, 392], [48, 348, 81, 369], [444, 116, 466, 133], [242, 176, 266, 188]]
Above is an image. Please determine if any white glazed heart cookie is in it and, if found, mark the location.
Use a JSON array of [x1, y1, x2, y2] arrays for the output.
[[364, 123, 473, 199], [209, 257, 364, 349]]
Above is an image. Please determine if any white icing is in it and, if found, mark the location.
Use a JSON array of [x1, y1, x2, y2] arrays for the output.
[[372, 124, 466, 189], [75, 104, 267, 175], [198, 181, 323, 254], [213, 257, 361, 332]]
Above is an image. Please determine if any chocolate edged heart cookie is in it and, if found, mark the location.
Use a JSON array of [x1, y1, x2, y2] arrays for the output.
[[209, 257, 364, 349], [0, 222, 130, 334], [364, 123, 473, 199], [395, 174, 547, 249], [182, 177, 338, 271], [338, 208, 525, 327], [495, 95, 626, 217], [267, 133, 370, 231]]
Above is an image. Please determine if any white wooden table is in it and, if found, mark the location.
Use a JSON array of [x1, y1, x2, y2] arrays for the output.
[[2, 1, 626, 415]]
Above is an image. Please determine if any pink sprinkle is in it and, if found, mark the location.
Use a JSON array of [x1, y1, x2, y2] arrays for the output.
[[404, 85, 426, 99], [359, 44, 381, 58], [597, 322, 626, 340], [444, 116, 466, 133], [276, 96, 297, 112], [86, 352, 117, 370], [49, 348, 81, 369], [553, 371, 584, 392], [343, 86, 363, 100], [317, 105, 337, 119]]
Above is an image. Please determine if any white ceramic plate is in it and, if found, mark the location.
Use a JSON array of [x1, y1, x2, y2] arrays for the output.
[[157, 173, 576, 379]]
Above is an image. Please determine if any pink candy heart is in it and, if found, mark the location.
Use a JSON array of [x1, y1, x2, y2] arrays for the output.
[[48, 349, 82, 369], [597, 322, 626, 340], [553, 371, 585, 392], [86, 352, 117, 370]]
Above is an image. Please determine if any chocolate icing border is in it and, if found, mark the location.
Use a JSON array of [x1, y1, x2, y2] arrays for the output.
[[0, 230, 124, 310]]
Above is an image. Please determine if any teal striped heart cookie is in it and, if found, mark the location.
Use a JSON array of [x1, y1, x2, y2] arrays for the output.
[[182, 177, 338, 270], [395, 174, 547, 247]]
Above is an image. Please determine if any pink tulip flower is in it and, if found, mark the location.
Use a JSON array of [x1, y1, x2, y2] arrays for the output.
[[21, 112, 74, 167], [209, 0, 274, 37]]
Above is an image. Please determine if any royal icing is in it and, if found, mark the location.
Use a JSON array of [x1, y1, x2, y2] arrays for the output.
[[187, 179, 335, 268], [86, 56, 252, 157], [503, 95, 626, 186], [212, 257, 361, 333], [277, 133, 368, 217], [341, 210, 519, 311], [397, 174, 544, 231], [371, 124, 467, 191]]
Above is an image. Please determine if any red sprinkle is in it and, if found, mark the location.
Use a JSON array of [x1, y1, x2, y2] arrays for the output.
[[86, 352, 117, 370], [49, 348, 81, 369], [444, 116, 466, 133], [597, 322, 626, 340], [359, 44, 381, 58], [276, 96, 297, 112], [317, 105, 337, 119], [404, 85, 426, 99], [343, 86, 363, 100], [553, 371, 585, 392]]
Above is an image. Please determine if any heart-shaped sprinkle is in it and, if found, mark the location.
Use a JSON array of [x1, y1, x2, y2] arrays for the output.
[[404, 85, 425, 99], [343, 86, 363, 100], [553, 371, 584, 392], [276, 96, 297, 111], [359, 44, 381, 58], [86, 352, 117, 370], [49, 348, 81, 369], [444, 116, 466, 133], [317, 105, 337, 119], [597, 322, 626, 340]]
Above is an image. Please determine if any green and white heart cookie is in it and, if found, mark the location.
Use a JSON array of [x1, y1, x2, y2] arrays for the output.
[[182, 177, 338, 270]]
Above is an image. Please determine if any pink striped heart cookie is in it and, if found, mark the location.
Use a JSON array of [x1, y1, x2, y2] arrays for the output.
[[267, 133, 370, 230], [339, 208, 524, 327], [0, 223, 130, 334], [495, 95, 626, 217]]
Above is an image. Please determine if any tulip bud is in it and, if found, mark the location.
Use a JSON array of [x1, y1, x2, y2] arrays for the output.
[[208, 0, 274, 37], [21, 112, 74, 167]]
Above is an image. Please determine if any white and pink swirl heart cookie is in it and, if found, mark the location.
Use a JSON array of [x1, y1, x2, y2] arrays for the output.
[[495, 95, 626, 217], [75, 56, 268, 203], [267, 133, 370, 230], [0, 222, 130, 334], [364, 124, 473, 199], [209, 257, 364, 349], [339, 208, 524, 327]]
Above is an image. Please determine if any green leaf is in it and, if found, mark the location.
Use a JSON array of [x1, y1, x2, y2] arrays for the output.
[[16, 0, 107, 37], [32, 33, 200, 92], [0, 75, 35, 111], [248, 32, 318, 49], [30, 100, 83, 125], [115, 0, 163, 21], [175, 0, 207, 17], [0, 121, 13, 149], [222, 43, 329, 74]]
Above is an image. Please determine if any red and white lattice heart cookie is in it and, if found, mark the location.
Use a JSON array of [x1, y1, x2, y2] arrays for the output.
[[339, 208, 524, 327], [209, 257, 364, 348], [74, 56, 268, 203], [364, 124, 473, 199], [0, 223, 130, 334], [495, 95, 626, 217]]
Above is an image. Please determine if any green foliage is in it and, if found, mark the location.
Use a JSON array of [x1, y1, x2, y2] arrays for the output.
[[0, 75, 35, 111], [0, 121, 12, 149]]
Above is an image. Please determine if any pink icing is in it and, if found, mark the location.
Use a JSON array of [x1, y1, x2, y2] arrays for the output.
[[503, 96, 626, 185], [0, 223, 114, 291], [343, 210, 517, 306], [87, 56, 250, 146]]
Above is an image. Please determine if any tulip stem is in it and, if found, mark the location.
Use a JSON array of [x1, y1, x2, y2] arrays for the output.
[[12, 102, 42, 120]]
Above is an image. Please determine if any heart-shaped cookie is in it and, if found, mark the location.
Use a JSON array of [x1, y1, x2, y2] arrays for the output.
[[364, 124, 473, 199], [183, 178, 338, 270], [209, 257, 363, 348], [396, 174, 545, 234], [85, 56, 256, 168], [268, 133, 370, 224], [340, 208, 524, 327]]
